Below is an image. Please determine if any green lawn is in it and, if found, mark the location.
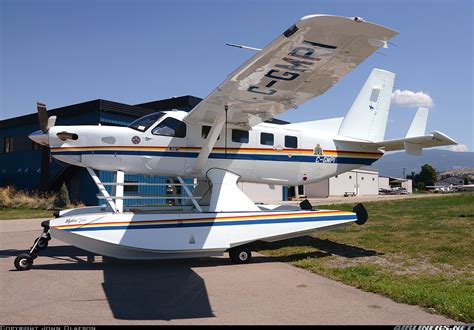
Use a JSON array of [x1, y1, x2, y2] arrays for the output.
[[0, 208, 55, 220], [252, 194, 474, 323]]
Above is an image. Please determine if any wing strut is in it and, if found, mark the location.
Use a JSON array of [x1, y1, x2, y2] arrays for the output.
[[189, 108, 227, 174]]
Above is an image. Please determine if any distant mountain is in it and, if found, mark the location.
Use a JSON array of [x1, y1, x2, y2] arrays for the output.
[[372, 149, 474, 178]]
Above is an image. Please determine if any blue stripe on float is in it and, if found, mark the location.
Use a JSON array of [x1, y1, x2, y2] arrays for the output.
[[51, 150, 377, 165], [63, 214, 357, 232]]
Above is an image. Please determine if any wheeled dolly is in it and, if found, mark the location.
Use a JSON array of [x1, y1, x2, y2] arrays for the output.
[[14, 220, 51, 271]]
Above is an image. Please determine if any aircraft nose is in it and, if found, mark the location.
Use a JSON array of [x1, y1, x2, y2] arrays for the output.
[[29, 130, 49, 146]]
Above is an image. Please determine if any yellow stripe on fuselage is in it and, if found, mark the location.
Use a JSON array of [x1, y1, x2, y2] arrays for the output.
[[55, 210, 353, 230], [51, 146, 383, 158]]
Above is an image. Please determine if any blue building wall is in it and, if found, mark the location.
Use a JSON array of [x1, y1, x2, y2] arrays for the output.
[[0, 101, 191, 207]]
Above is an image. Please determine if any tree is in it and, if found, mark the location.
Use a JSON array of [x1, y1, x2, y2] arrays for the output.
[[416, 181, 425, 191], [54, 183, 70, 208], [414, 164, 437, 189]]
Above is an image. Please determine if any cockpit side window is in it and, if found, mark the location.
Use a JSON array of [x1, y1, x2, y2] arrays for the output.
[[128, 112, 165, 132], [152, 117, 187, 138]]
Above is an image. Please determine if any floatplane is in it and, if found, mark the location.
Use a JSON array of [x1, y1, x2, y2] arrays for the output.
[[16, 15, 457, 270]]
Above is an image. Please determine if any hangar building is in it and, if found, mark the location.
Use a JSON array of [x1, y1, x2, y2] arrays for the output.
[[285, 168, 412, 201], [304, 168, 380, 198]]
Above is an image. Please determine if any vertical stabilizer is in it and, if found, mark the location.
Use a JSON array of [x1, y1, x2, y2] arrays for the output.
[[405, 107, 429, 137], [338, 69, 395, 142]]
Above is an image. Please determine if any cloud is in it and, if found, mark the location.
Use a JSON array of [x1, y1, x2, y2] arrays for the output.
[[391, 89, 434, 108], [448, 144, 469, 152]]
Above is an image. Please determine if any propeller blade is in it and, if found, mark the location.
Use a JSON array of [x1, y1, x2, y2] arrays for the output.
[[47, 116, 57, 131], [37, 102, 48, 133]]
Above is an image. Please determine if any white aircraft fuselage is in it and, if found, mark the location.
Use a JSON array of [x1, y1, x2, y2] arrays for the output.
[[43, 110, 383, 186]]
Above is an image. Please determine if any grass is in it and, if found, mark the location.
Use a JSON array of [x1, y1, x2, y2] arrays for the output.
[[0, 207, 55, 220], [0, 186, 83, 219], [252, 193, 474, 323]]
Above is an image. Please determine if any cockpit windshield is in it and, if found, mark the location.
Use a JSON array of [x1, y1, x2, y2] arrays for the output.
[[128, 112, 165, 132]]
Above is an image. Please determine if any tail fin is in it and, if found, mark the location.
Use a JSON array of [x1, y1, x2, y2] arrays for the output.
[[405, 107, 429, 138], [338, 69, 395, 142]]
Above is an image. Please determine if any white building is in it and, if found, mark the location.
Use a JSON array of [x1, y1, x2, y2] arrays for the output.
[[303, 168, 380, 198], [238, 168, 412, 202]]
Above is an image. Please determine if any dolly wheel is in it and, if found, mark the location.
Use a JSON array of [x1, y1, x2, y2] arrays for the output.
[[229, 246, 252, 264], [14, 253, 33, 271], [34, 237, 48, 250]]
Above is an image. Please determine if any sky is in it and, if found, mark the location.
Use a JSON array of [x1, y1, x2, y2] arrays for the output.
[[1, 0, 473, 151]]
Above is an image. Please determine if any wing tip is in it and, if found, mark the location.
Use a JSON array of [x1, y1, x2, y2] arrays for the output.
[[432, 131, 458, 145], [298, 14, 400, 37]]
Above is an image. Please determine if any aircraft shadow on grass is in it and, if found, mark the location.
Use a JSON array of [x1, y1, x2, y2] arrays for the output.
[[250, 236, 382, 262], [0, 236, 380, 321]]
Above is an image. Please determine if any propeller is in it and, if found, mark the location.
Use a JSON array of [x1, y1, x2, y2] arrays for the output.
[[34, 101, 78, 143], [36, 102, 57, 133]]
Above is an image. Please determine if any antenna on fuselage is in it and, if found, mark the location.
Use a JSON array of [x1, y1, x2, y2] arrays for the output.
[[225, 43, 262, 52]]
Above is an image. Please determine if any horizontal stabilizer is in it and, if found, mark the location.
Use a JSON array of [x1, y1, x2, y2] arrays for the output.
[[375, 131, 458, 155], [335, 131, 458, 156]]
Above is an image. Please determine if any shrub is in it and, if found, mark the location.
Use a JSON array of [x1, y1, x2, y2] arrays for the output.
[[54, 183, 70, 208], [416, 182, 426, 191], [0, 186, 78, 210]]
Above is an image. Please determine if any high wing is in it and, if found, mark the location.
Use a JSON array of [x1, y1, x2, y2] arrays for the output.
[[184, 15, 399, 128]]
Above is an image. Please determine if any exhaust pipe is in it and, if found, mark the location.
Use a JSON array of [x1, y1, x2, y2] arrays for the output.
[[56, 131, 79, 141]]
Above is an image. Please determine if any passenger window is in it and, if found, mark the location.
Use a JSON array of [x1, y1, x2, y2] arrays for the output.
[[152, 117, 187, 138], [260, 132, 274, 146], [202, 126, 220, 140], [231, 129, 249, 143], [285, 135, 298, 148]]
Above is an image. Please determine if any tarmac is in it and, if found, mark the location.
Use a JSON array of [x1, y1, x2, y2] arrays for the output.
[[0, 217, 460, 325]]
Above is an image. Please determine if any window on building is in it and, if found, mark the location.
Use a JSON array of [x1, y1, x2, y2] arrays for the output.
[[260, 132, 274, 146], [362, 177, 364, 180], [124, 181, 139, 194], [201, 125, 220, 140], [298, 185, 305, 195], [152, 117, 187, 138], [232, 129, 249, 143], [349, 176, 352, 179], [285, 135, 297, 148], [3, 137, 13, 153]]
